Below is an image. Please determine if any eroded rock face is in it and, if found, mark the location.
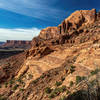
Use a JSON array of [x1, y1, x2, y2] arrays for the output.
[[1, 40, 31, 49], [58, 9, 96, 34], [39, 27, 59, 40], [31, 9, 97, 49], [30, 9, 99, 59], [26, 46, 54, 58], [97, 11, 100, 20]]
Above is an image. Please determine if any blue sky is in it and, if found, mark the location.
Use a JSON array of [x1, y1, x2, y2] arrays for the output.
[[0, 0, 100, 41]]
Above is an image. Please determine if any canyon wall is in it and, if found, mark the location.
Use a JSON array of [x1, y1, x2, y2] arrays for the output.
[[1, 40, 31, 49], [31, 9, 98, 48]]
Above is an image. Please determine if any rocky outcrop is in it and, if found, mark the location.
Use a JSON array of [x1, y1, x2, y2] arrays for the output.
[[39, 27, 59, 40], [97, 11, 100, 20], [58, 9, 96, 34], [0, 52, 26, 83], [26, 46, 54, 58], [31, 9, 97, 49], [1, 40, 31, 49]]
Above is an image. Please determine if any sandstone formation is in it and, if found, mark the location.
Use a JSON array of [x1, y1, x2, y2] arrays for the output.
[[0, 9, 100, 100], [39, 27, 59, 39], [58, 9, 96, 34], [1, 40, 31, 49], [31, 9, 97, 49], [30, 9, 99, 58]]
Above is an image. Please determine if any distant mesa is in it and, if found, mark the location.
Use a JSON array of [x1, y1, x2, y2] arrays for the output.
[[0, 40, 31, 50]]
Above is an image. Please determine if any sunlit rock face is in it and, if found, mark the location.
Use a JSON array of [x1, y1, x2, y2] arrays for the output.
[[58, 9, 96, 35], [31, 9, 97, 48], [1, 40, 31, 49]]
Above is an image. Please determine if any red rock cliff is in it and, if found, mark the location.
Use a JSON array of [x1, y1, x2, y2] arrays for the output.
[[2, 40, 31, 49], [32, 9, 98, 48]]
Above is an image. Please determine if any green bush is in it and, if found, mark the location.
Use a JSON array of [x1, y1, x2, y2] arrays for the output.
[[66, 89, 70, 94], [19, 88, 25, 92], [49, 85, 66, 98], [90, 79, 97, 86], [70, 81, 74, 87], [13, 84, 19, 90], [91, 69, 100, 76], [60, 85, 66, 92], [32, 79, 38, 84], [40, 74, 46, 79], [9, 79, 15, 85], [55, 81, 62, 87], [28, 74, 33, 79], [0, 95, 7, 100], [45, 87, 52, 94], [49, 92, 55, 99], [59, 96, 66, 100], [17, 77, 23, 84], [70, 65, 76, 73], [76, 76, 81, 84], [61, 77, 65, 81], [76, 76, 86, 84], [71, 65, 76, 69], [49, 88, 60, 98], [4, 82, 8, 88]]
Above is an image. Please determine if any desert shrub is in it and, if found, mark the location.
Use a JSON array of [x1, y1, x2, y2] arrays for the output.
[[49, 88, 60, 98], [66, 89, 70, 94], [59, 96, 67, 100], [66, 90, 88, 100], [91, 69, 100, 76], [4, 82, 8, 88], [9, 79, 15, 85], [49, 92, 55, 99], [81, 76, 86, 80], [40, 74, 46, 79], [0, 97, 7, 100], [76, 76, 86, 84], [28, 74, 33, 79], [49, 85, 66, 98], [45, 87, 52, 94], [70, 81, 74, 87], [32, 79, 38, 84], [47, 74, 50, 77], [71, 65, 76, 69], [90, 79, 97, 86], [60, 85, 66, 92], [55, 81, 62, 87], [19, 88, 25, 92], [13, 84, 19, 90], [61, 77, 65, 81], [0, 95, 7, 100], [17, 77, 23, 84], [76, 76, 81, 84], [70, 65, 76, 73]]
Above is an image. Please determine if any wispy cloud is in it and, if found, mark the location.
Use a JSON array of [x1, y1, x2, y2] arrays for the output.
[[0, 0, 66, 21], [0, 27, 41, 41]]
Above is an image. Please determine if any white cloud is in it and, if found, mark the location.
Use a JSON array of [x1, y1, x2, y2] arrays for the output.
[[0, 0, 66, 21], [0, 27, 41, 41]]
